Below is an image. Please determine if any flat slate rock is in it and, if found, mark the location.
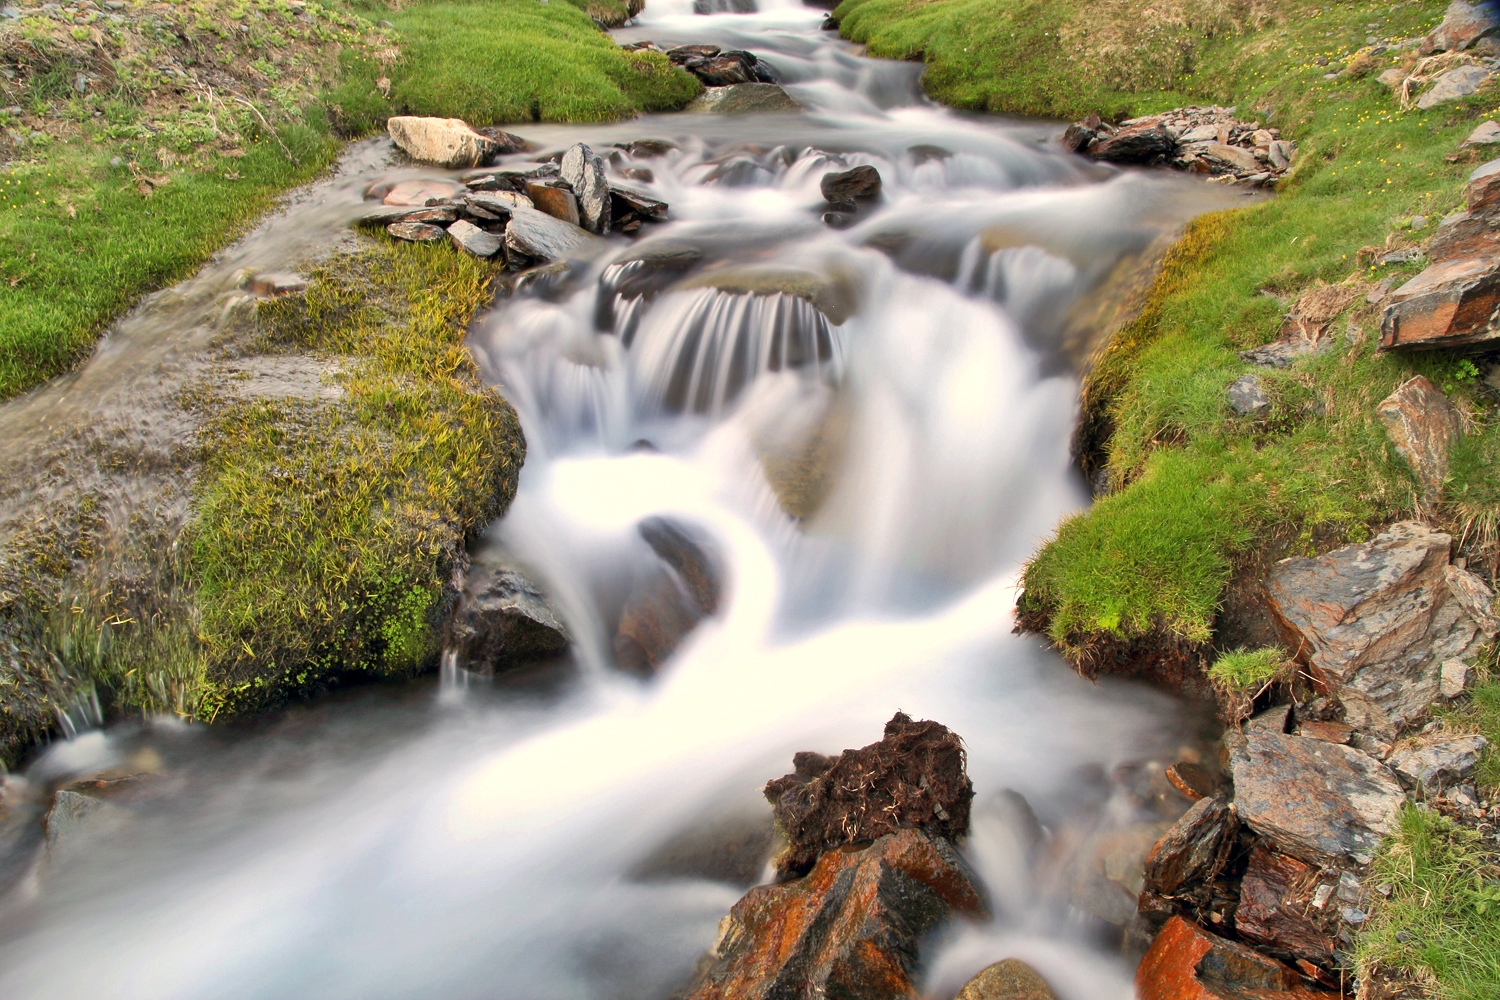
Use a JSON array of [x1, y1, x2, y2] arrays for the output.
[[1142, 795, 1234, 897], [684, 83, 802, 114], [1387, 734, 1489, 793], [446, 219, 502, 258], [1234, 846, 1336, 966], [387, 221, 446, 242], [503, 205, 606, 263], [1376, 375, 1462, 498]]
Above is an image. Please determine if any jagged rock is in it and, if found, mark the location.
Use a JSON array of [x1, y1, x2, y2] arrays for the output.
[[610, 185, 669, 222], [1417, 65, 1493, 109], [1387, 734, 1489, 793], [387, 221, 446, 242], [689, 54, 758, 86], [1198, 143, 1260, 173], [622, 138, 677, 157], [1141, 795, 1235, 897], [447, 557, 570, 672], [613, 517, 722, 675], [1136, 916, 1338, 1000], [1470, 157, 1500, 211], [1421, 0, 1500, 54], [1441, 658, 1472, 697], [1268, 140, 1294, 170], [1087, 121, 1176, 163], [1380, 256, 1500, 350], [1377, 376, 1462, 497], [1265, 522, 1490, 727], [1233, 846, 1336, 967], [386, 116, 498, 169], [1227, 374, 1270, 417], [1061, 114, 1102, 153], [1337, 686, 1398, 742], [446, 219, 502, 259], [1225, 729, 1404, 864], [955, 960, 1060, 1000], [685, 83, 802, 114], [358, 204, 457, 227], [683, 828, 985, 1000], [764, 712, 974, 879], [526, 180, 582, 226], [382, 178, 464, 207], [820, 165, 882, 203], [476, 126, 534, 155], [504, 205, 606, 264], [1428, 209, 1500, 261], [560, 142, 612, 234], [667, 43, 722, 61]]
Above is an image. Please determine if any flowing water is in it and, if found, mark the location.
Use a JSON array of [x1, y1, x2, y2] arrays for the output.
[[0, 3, 1246, 997]]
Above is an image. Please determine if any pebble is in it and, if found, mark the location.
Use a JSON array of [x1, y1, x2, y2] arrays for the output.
[[1342, 907, 1368, 925]]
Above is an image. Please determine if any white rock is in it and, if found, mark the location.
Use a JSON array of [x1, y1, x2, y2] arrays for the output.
[[387, 116, 498, 169]]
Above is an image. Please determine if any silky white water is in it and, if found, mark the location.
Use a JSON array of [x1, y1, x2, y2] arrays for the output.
[[0, 6, 1241, 998]]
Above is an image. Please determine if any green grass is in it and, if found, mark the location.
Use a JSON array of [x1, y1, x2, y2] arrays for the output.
[[1359, 806, 1500, 1000], [1207, 646, 1287, 691], [189, 238, 524, 715], [328, 0, 700, 133]]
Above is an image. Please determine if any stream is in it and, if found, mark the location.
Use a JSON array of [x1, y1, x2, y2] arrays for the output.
[[0, 2, 1245, 997]]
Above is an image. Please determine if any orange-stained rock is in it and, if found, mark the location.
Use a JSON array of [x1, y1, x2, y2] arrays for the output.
[[1380, 256, 1500, 351], [1136, 916, 1338, 1000], [1234, 846, 1337, 967], [684, 828, 985, 1000], [526, 180, 582, 226]]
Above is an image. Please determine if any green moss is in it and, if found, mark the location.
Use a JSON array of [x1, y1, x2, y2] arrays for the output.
[[326, 0, 701, 134], [188, 238, 524, 715]]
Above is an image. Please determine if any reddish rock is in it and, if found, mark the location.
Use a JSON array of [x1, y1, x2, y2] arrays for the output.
[[764, 712, 974, 879], [1166, 761, 1218, 801], [1377, 376, 1462, 498], [526, 180, 582, 226], [1423, 2, 1500, 56], [1379, 256, 1500, 351], [1467, 157, 1500, 212], [1141, 796, 1235, 897], [1296, 721, 1352, 744], [1428, 210, 1500, 261], [1234, 846, 1336, 967], [1136, 916, 1338, 1000], [684, 828, 985, 1000]]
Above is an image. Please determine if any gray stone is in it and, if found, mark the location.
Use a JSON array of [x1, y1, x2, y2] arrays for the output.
[[1441, 658, 1471, 697], [1387, 734, 1488, 793], [1227, 374, 1271, 417], [386, 116, 499, 169], [1411, 215, 1429, 230], [467, 190, 533, 215], [446, 219, 502, 259], [560, 142, 612, 235], [387, 221, 445, 242], [1244, 703, 1292, 734], [448, 556, 570, 672], [1462, 119, 1500, 147], [1423, 0, 1500, 53], [684, 83, 802, 114], [1416, 65, 1492, 109], [610, 185, 669, 221], [1268, 139, 1295, 170], [1225, 729, 1405, 865], [1200, 142, 1261, 173], [503, 205, 606, 264]]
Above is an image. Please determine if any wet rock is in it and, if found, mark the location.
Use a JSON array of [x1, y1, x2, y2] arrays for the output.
[[1417, 65, 1492, 109], [1234, 846, 1336, 967], [622, 138, 677, 158], [674, 264, 860, 325], [610, 185, 669, 222], [1441, 658, 1471, 697], [246, 272, 307, 297], [1136, 916, 1337, 1000], [1226, 374, 1270, 417], [630, 808, 777, 887], [1387, 734, 1488, 793], [820, 164, 882, 203], [1377, 376, 1462, 498], [684, 83, 802, 114], [45, 789, 126, 856], [387, 221, 446, 243], [1422, 1, 1499, 54], [667, 43, 722, 61], [382, 178, 464, 207], [682, 828, 985, 1000], [1087, 121, 1176, 164], [639, 516, 721, 615], [1265, 522, 1488, 728], [475, 126, 533, 155], [763, 712, 974, 879], [386, 116, 498, 169], [1165, 761, 1218, 801], [955, 959, 1060, 1000], [613, 517, 722, 676], [1141, 795, 1235, 897], [446, 219, 502, 259], [447, 558, 570, 672], [504, 205, 606, 265], [560, 142, 611, 234], [1225, 729, 1404, 864], [689, 53, 760, 86], [526, 180, 582, 226], [1061, 115, 1101, 153]]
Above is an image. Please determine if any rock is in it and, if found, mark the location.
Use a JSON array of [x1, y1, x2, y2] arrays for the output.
[[609, 185, 669, 222], [1198, 143, 1261, 173], [1266, 522, 1489, 727], [387, 221, 446, 242], [447, 557, 570, 672], [763, 712, 974, 879], [682, 828, 985, 1000], [468, 190, 533, 216], [1467, 156, 1500, 212], [1428, 210, 1500, 262], [1241, 282, 1360, 367], [1441, 658, 1471, 697], [1416, 65, 1492, 109], [1165, 761, 1218, 801], [667, 43, 722, 61], [1225, 729, 1404, 864], [1380, 255, 1500, 350], [1297, 721, 1352, 744], [560, 143, 611, 234], [1338, 686, 1398, 743], [622, 138, 677, 158], [820, 164, 882, 203], [446, 219, 502, 259], [955, 959, 1061, 1000], [1141, 795, 1235, 897], [1245, 703, 1293, 734], [1088, 122, 1176, 164], [640, 516, 721, 615], [685, 83, 802, 114], [475, 126, 534, 155], [382, 178, 464, 207], [673, 264, 860, 325], [386, 116, 498, 169], [525, 180, 581, 226], [1227, 374, 1270, 417], [45, 789, 127, 858], [1387, 734, 1488, 793], [1136, 916, 1338, 1000], [246, 272, 307, 297], [1377, 376, 1462, 497], [1234, 846, 1337, 966], [1446, 562, 1500, 635], [1268, 140, 1295, 170], [613, 517, 722, 675], [357, 204, 458, 227], [1061, 118, 1100, 153], [1463, 120, 1500, 147], [504, 205, 606, 264], [688, 53, 758, 86], [1379, 67, 1408, 88], [630, 808, 777, 887], [1422, 0, 1499, 54]]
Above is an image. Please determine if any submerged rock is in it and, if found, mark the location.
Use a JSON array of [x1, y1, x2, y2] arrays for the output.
[[613, 517, 723, 676], [447, 557, 570, 672], [820, 164, 882, 203], [685, 83, 802, 114], [764, 712, 974, 878], [955, 960, 1060, 1000], [386, 116, 499, 169]]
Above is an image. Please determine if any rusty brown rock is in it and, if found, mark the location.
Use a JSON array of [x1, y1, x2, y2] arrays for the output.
[[1429, 210, 1500, 261], [684, 828, 985, 1000], [1233, 846, 1336, 967], [1142, 796, 1235, 897], [764, 712, 974, 879], [1136, 916, 1338, 1000], [1378, 376, 1462, 498], [1380, 256, 1500, 351], [1166, 761, 1218, 801], [1296, 721, 1352, 744], [1423, 1, 1500, 55], [955, 959, 1060, 1000], [526, 180, 582, 226], [1467, 157, 1500, 211]]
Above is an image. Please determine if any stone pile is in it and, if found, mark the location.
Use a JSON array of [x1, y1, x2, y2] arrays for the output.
[[1062, 107, 1296, 187], [622, 41, 779, 86]]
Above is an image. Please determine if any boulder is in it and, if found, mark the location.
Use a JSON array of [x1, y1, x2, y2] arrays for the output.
[[1225, 729, 1404, 864], [1387, 734, 1489, 793], [763, 712, 974, 879], [1265, 522, 1489, 728], [1468, 156, 1500, 212], [683, 828, 985, 1000], [382, 178, 464, 207], [1227, 374, 1270, 417], [504, 205, 606, 264], [1198, 143, 1260, 173], [446, 558, 570, 672], [685, 83, 802, 114], [526, 180, 582, 226], [1427, 210, 1500, 261], [613, 517, 722, 676], [1377, 375, 1462, 498], [955, 960, 1060, 1000], [1380, 255, 1500, 350], [1296, 721, 1352, 744], [1422, 1, 1499, 53], [1416, 65, 1492, 109], [1087, 122, 1176, 163], [1141, 795, 1234, 898], [386, 116, 498, 169], [1233, 846, 1336, 967], [387, 221, 446, 242], [689, 54, 758, 86], [1136, 916, 1338, 1000], [446, 219, 502, 259], [560, 142, 612, 235], [820, 165, 882, 203]]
